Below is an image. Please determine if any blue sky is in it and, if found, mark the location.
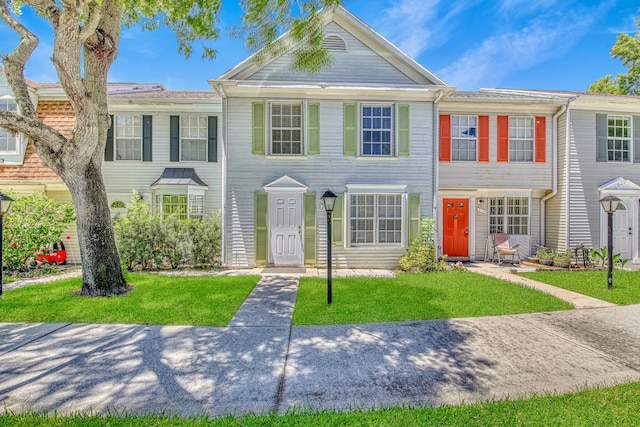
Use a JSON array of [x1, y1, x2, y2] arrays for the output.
[[0, 0, 637, 92]]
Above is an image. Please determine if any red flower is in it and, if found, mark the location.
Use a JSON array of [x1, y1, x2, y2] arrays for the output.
[[10, 243, 17, 247], [66, 236, 71, 240]]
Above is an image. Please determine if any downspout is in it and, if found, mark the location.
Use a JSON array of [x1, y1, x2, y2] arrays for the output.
[[433, 89, 445, 256], [216, 83, 228, 266], [540, 100, 571, 247]]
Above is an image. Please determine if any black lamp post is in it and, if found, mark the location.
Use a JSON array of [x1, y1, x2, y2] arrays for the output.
[[321, 190, 337, 305], [600, 194, 620, 290], [0, 192, 14, 299]]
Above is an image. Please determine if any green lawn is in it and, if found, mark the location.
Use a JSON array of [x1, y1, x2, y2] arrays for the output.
[[293, 272, 573, 325], [1, 380, 639, 426], [0, 274, 259, 326], [521, 270, 640, 305]]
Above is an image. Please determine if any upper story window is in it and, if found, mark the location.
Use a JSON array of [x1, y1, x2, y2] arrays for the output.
[[0, 98, 19, 154], [509, 117, 534, 162], [362, 104, 393, 156], [607, 115, 631, 162], [115, 115, 142, 160], [489, 196, 529, 235], [451, 115, 477, 161], [180, 116, 208, 161], [271, 102, 303, 155]]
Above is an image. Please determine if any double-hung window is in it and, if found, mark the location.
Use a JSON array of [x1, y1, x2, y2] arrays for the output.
[[607, 115, 631, 162], [180, 116, 208, 161], [115, 115, 142, 160], [489, 196, 529, 235], [155, 193, 204, 220], [270, 102, 303, 155], [361, 104, 393, 156], [0, 98, 19, 154], [451, 115, 477, 161], [349, 193, 402, 246], [509, 117, 534, 162]]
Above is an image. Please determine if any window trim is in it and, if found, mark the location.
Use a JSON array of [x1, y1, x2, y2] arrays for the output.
[[114, 114, 143, 161], [450, 114, 478, 162], [179, 115, 208, 162], [345, 184, 408, 248], [359, 102, 396, 157], [508, 116, 535, 163], [606, 114, 632, 163], [267, 100, 305, 156], [0, 97, 20, 155], [488, 195, 530, 236], [152, 185, 206, 220]]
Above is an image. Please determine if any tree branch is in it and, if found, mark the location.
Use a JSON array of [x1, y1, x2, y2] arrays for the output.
[[0, 111, 67, 152], [78, 0, 102, 43], [0, 0, 38, 119], [23, 0, 60, 28]]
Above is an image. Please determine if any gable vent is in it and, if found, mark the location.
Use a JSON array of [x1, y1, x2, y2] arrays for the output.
[[322, 35, 347, 52]]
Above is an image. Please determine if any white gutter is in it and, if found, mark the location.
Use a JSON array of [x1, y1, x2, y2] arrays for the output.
[[540, 98, 573, 247], [216, 83, 229, 267], [432, 89, 445, 255]]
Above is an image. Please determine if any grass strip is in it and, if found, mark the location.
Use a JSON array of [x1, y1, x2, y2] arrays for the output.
[[293, 272, 572, 326], [0, 274, 259, 326], [521, 270, 640, 305], [1, 380, 639, 426]]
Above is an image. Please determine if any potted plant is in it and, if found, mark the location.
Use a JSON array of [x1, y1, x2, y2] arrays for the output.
[[536, 245, 554, 266], [553, 250, 572, 269]]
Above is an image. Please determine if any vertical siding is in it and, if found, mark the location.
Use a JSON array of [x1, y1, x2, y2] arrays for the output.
[[224, 98, 434, 268], [248, 23, 418, 85]]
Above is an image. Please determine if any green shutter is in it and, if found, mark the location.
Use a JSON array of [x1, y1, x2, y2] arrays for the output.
[[408, 194, 420, 244], [254, 192, 268, 265], [343, 103, 357, 156], [398, 104, 410, 156], [304, 193, 317, 264], [331, 194, 344, 246], [252, 102, 265, 155], [307, 102, 320, 155]]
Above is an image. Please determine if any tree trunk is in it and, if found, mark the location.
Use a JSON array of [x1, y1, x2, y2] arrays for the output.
[[65, 158, 128, 296]]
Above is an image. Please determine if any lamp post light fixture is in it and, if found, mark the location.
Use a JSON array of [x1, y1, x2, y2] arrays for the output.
[[600, 194, 621, 290], [0, 192, 14, 299], [321, 190, 337, 305]]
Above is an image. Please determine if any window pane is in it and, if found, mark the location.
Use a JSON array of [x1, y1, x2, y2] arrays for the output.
[[270, 102, 303, 155], [361, 104, 393, 157], [115, 115, 143, 160], [508, 116, 534, 162], [607, 115, 631, 163]]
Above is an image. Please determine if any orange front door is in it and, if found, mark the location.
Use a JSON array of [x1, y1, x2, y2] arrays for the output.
[[443, 198, 469, 257]]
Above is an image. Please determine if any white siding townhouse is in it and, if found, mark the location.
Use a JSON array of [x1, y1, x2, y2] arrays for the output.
[[211, 6, 454, 268], [544, 91, 640, 264]]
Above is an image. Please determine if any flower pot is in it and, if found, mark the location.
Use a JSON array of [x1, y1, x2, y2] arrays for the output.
[[553, 258, 570, 268], [539, 256, 554, 266]]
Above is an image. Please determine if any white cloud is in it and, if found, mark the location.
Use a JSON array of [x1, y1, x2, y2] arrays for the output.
[[437, 3, 611, 90], [374, 0, 477, 58]]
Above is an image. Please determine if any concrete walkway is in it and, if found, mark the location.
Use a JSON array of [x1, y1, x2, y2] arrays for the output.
[[0, 265, 638, 417]]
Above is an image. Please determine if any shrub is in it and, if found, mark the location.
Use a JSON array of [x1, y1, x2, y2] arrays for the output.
[[398, 218, 447, 273], [1, 191, 75, 272], [113, 192, 222, 270]]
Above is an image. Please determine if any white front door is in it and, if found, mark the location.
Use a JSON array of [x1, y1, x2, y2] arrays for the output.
[[612, 202, 633, 261], [269, 193, 303, 266]]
